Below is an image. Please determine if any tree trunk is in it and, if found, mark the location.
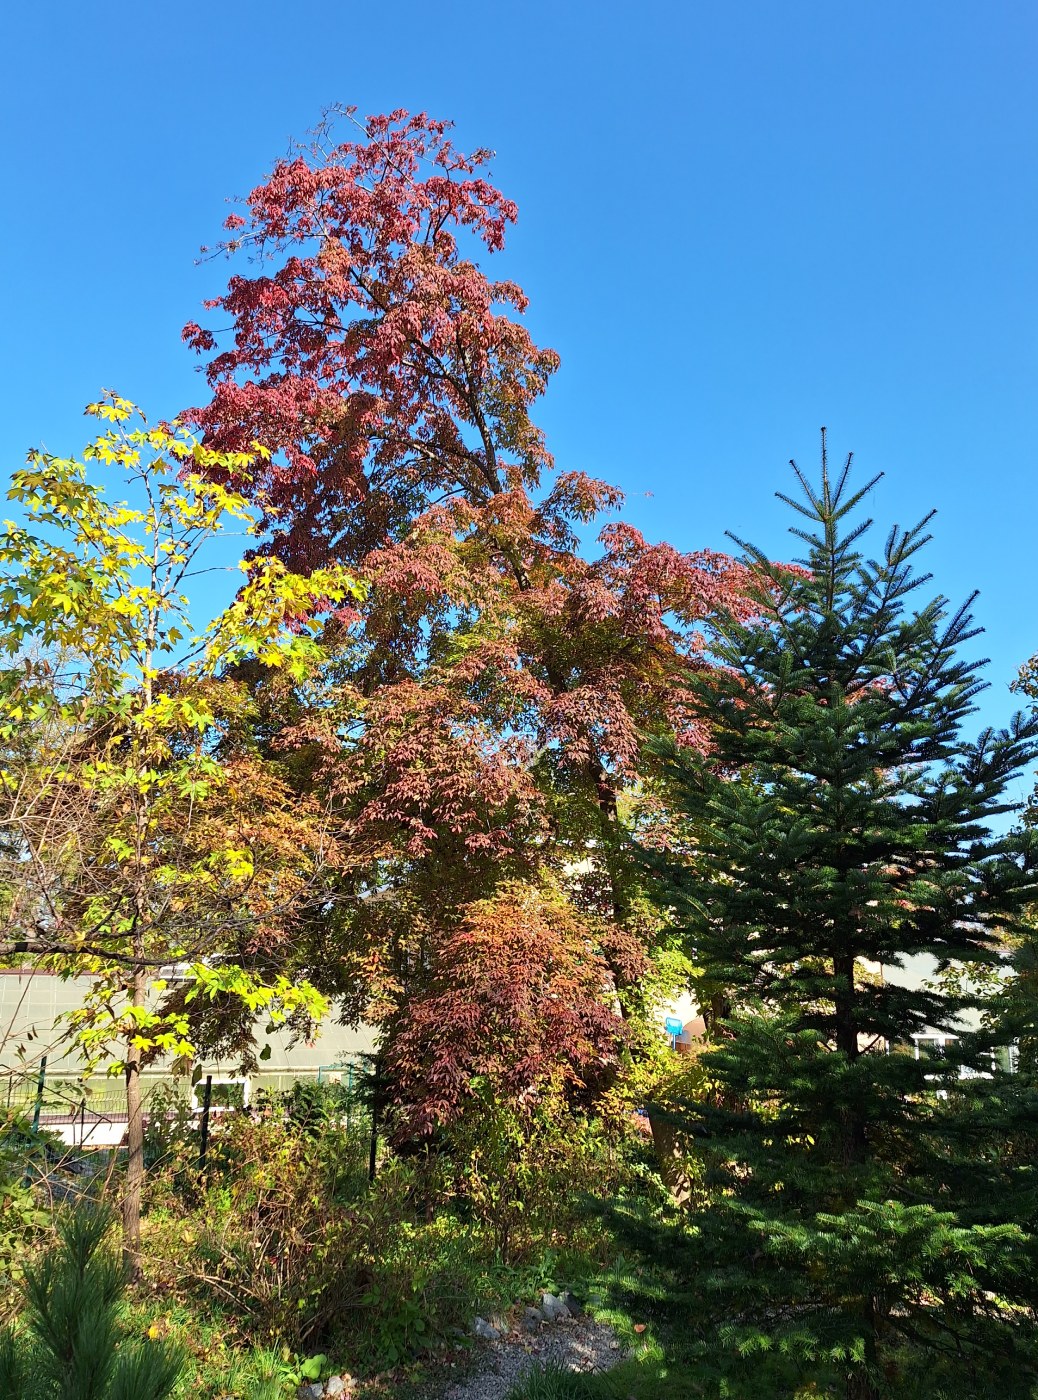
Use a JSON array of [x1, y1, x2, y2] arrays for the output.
[[590, 769, 695, 1198], [122, 500, 160, 1278], [645, 1106, 694, 1203], [846, 1298, 881, 1400], [122, 961, 146, 1277], [846, 1370, 880, 1400], [833, 951, 868, 1169]]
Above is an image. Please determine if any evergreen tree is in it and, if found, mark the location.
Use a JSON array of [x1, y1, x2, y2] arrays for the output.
[[997, 654, 1038, 1077], [646, 439, 1038, 1398], [0, 1206, 182, 1399]]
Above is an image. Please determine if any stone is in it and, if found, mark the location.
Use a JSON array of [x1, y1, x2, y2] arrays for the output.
[[521, 1306, 544, 1331], [472, 1316, 500, 1341], [540, 1291, 571, 1322], [325, 1379, 347, 1397], [561, 1290, 585, 1318], [299, 1385, 324, 1400]]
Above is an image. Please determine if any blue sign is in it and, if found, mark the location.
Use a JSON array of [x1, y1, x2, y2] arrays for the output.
[[664, 1016, 684, 1037]]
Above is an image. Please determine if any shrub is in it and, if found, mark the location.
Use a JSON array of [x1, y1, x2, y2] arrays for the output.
[[141, 1083, 645, 1374], [165, 1110, 367, 1347], [278, 1077, 363, 1138], [0, 1112, 53, 1310], [443, 1082, 635, 1264], [142, 1082, 201, 1203]]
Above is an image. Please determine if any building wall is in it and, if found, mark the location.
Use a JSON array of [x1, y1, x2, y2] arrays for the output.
[[0, 969, 377, 1098]]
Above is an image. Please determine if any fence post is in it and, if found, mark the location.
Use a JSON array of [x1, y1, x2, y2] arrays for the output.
[[30, 1056, 47, 1134], [198, 1074, 213, 1172], [367, 1058, 380, 1183]]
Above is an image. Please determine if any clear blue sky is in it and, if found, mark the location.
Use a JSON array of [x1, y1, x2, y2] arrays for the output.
[[2, 2, 1035, 763]]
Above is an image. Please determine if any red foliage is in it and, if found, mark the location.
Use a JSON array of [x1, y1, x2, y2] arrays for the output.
[[185, 105, 555, 574], [387, 883, 629, 1135], [341, 679, 547, 860], [184, 108, 754, 1125]]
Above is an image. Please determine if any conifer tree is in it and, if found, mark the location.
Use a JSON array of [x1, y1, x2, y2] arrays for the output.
[[999, 654, 1038, 1076], [646, 438, 1038, 1398], [0, 1207, 182, 1399]]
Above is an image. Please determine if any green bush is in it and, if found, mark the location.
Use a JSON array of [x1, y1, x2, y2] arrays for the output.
[[278, 1077, 363, 1137], [138, 1081, 646, 1378], [161, 1110, 366, 1347], [443, 1081, 635, 1265], [0, 1112, 53, 1309], [142, 1081, 200, 1193]]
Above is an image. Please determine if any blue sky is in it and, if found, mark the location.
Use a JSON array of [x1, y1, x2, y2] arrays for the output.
[[2, 2, 1035, 774]]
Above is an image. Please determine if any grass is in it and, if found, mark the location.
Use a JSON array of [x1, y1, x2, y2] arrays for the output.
[[505, 1354, 707, 1400]]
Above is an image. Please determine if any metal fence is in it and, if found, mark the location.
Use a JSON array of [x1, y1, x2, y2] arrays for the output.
[[3, 1055, 373, 1152], [3, 1067, 132, 1149]]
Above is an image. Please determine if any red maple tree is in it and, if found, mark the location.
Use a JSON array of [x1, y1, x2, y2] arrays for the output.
[[184, 106, 752, 1129], [387, 882, 626, 1134]]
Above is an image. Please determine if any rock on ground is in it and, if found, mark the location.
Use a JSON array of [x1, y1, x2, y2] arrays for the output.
[[445, 1317, 623, 1400]]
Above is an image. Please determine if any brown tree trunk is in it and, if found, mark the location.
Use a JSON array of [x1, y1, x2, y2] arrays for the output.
[[846, 1298, 881, 1400], [122, 960, 146, 1277], [849, 1294, 887, 1400], [645, 1107, 694, 1203], [833, 951, 867, 1169], [846, 1371, 880, 1400]]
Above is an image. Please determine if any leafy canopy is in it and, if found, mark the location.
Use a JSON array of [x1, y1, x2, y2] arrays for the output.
[[0, 394, 364, 1072]]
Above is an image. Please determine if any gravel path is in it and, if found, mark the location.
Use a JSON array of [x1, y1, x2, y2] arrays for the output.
[[443, 1318, 624, 1400]]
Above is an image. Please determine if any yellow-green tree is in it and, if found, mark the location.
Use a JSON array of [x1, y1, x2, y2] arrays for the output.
[[0, 394, 362, 1270]]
